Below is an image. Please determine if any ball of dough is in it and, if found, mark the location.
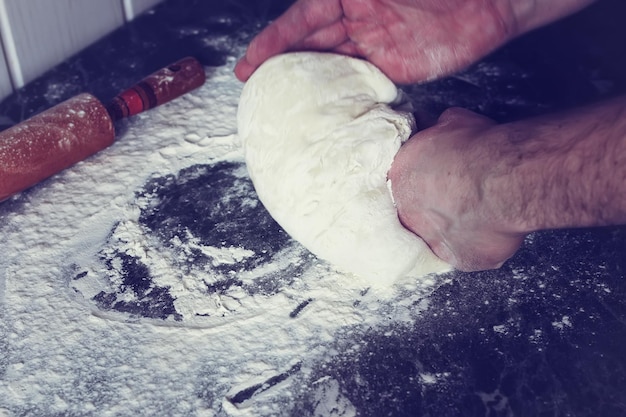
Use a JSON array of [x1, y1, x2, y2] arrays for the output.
[[238, 52, 450, 285]]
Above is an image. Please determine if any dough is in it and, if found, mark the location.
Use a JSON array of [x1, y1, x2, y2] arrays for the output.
[[238, 52, 450, 285]]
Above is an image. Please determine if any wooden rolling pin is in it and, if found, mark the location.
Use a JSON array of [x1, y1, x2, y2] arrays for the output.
[[0, 56, 206, 202]]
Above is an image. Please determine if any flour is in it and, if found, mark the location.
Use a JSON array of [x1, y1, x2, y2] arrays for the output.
[[0, 26, 610, 417], [239, 52, 450, 285], [0, 56, 443, 416]]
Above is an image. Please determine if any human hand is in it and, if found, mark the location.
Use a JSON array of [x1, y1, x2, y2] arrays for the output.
[[387, 108, 526, 271], [235, 0, 596, 84], [235, 0, 518, 84]]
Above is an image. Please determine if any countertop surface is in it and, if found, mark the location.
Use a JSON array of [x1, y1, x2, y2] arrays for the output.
[[1, 1, 625, 416]]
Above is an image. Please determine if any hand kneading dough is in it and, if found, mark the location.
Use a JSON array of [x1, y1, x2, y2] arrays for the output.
[[238, 52, 450, 285]]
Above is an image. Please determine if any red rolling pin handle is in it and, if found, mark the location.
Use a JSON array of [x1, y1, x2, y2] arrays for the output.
[[106, 56, 206, 121]]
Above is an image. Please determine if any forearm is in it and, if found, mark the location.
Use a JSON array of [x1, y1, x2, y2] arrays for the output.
[[488, 95, 626, 233]]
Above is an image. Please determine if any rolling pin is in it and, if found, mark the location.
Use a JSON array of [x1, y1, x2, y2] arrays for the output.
[[0, 56, 206, 202]]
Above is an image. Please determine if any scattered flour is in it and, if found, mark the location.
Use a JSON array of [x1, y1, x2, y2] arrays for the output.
[[0, 57, 442, 416], [0, 34, 605, 417]]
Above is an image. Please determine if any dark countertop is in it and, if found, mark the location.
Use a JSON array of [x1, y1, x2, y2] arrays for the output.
[[1, 1, 625, 416]]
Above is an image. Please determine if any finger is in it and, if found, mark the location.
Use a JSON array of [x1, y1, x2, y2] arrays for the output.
[[243, 0, 343, 70], [235, 27, 355, 82], [446, 233, 523, 272], [297, 19, 349, 50], [236, 18, 351, 81], [429, 237, 502, 272], [437, 107, 495, 127], [332, 40, 361, 57], [429, 240, 458, 266], [452, 249, 504, 272], [234, 57, 255, 82]]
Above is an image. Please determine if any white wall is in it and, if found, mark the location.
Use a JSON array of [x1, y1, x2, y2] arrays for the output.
[[122, 0, 161, 20], [0, 40, 11, 99], [0, 0, 163, 101]]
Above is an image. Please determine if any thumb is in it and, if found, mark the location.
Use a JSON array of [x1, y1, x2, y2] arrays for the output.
[[437, 107, 495, 128]]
